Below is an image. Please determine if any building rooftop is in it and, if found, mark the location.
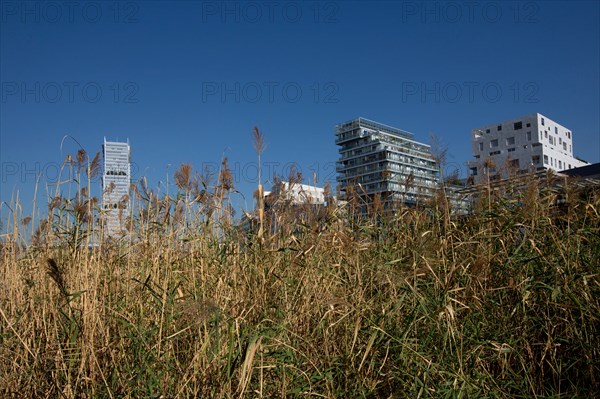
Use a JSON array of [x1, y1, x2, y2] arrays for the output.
[[559, 162, 600, 179], [336, 117, 414, 139]]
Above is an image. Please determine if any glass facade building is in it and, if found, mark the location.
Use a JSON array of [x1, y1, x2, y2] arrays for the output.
[[335, 118, 438, 206]]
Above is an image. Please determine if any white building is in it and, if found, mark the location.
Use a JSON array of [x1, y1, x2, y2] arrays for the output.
[[102, 138, 131, 236], [467, 113, 589, 183], [268, 181, 326, 205]]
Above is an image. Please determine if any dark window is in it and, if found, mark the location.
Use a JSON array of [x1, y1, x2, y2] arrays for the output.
[[514, 121, 523, 130], [526, 122, 531, 128], [508, 148, 516, 152], [541, 117, 545, 126], [486, 129, 490, 133], [497, 125, 502, 131]]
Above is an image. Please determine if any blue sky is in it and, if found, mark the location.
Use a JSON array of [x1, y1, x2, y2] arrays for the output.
[[1, 0, 599, 222]]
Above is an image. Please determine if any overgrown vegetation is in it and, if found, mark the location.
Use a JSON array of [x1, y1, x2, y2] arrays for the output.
[[1, 140, 599, 398]]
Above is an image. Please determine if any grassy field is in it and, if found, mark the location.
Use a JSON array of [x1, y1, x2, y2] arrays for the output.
[[1, 156, 599, 398]]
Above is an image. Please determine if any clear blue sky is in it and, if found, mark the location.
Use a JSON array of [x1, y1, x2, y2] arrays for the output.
[[1, 0, 599, 222]]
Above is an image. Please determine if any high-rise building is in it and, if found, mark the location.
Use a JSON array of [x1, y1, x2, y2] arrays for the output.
[[102, 138, 131, 236], [467, 113, 589, 184], [335, 117, 438, 206]]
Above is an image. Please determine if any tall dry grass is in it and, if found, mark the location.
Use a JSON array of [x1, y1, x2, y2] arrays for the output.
[[0, 147, 599, 398]]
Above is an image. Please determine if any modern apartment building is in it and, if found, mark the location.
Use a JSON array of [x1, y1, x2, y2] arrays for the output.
[[102, 138, 131, 236], [468, 113, 589, 184], [335, 117, 438, 206]]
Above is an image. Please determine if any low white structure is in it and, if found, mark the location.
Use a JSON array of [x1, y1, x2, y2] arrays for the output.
[[468, 113, 589, 183], [268, 181, 326, 205]]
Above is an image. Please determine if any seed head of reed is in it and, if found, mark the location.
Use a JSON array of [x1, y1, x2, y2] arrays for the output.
[[252, 126, 266, 156], [174, 163, 193, 192], [76, 148, 87, 171], [87, 151, 101, 179], [218, 157, 234, 192]]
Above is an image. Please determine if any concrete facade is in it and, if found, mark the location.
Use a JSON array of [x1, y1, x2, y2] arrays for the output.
[[467, 113, 589, 183]]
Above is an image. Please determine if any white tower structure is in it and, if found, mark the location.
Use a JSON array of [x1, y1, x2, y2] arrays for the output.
[[102, 138, 131, 236]]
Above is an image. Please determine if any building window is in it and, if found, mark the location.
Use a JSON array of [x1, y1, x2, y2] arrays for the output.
[[567, 131, 571, 139], [490, 139, 498, 148], [526, 131, 532, 141], [544, 155, 548, 164], [470, 167, 478, 176], [555, 127, 558, 134], [526, 122, 531, 128], [490, 150, 501, 156], [506, 137, 515, 145], [541, 117, 545, 126], [532, 155, 540, 165], [544, 131, 548, 138], [486, 129, 491, 134], [497, 125, 502, 131], [478, 142, 484, 151], [569, 164, 571, 169], [508, 148, 516, 152], [514, 121, 523, 130], [558, 160, 562, 169]]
